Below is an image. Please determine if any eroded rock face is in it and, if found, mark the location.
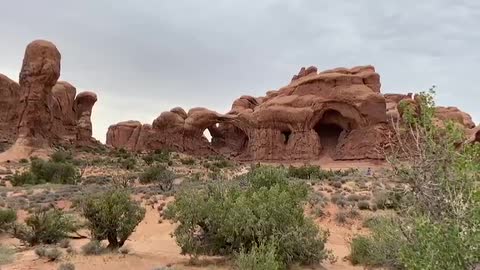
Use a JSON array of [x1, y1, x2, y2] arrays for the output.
[[74, 91, 97, 142], [108, 65, 388, 160], [0, 74, 21, 146], [435, 106, 476, 129], [16, 40, 61, 147], [0, 40, 99, 157], [108, 65, 477, 161]]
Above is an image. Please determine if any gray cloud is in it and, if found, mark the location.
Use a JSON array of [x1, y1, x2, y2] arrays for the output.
[[1, 0, 479, 141]]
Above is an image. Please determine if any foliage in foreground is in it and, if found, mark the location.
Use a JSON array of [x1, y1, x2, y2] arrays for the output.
[[350, 89, 480, 270], [165, 165, 329, 269], [350, 217, 404, 268], [81, 189, 145, 248], [14, 209, 79, 246], [234, 241, 283, 270]]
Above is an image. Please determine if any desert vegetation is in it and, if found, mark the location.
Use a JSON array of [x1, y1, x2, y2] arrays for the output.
[[0, 94, 477, 270], [165, 165, 330, 269], [348, 90, 480, 270]]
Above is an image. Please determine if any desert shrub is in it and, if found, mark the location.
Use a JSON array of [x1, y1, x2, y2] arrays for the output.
[[50, 150, 73, 163], [142, 155, 155, 165], [346, 194, 361, 202], [81, 189, 145, 248], [35, 246, 62, 261], [330, 193, 345, 204], [120, 157, 137, 170], [287, 165, 321, 179], [180, 158, 195, 165], [372, 190, 405, 210], [143, 150, 171, 165], [81, 241, 105, 255], [329, 181, 342, 189], [14, 209, 78, 246], [206, 156, 233, 169], [58, 262, 75, 270], [165, 165, 328, 268], [11, 159, 79, 186], [357, 200, 370, 210], [59, 239, 71, 248], [0, 208, 17, 232], [335, 211, 348, 224], [19, 158, 29, 164], [246, 165, 288, 189], [113, 148, 131, 159], [350, 217, 404, 268], [0, 245, 14, 265], [139, 166, 176, 191], [288, 166, 356, 181], [351, 90, 480, 269], [234, 241, 283, 270], [307, 192, 327, 208]]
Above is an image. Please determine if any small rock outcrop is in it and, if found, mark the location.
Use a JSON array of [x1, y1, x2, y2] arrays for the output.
[[74, 91, 98, 143], [0, 40, 99, 158], [0, 74, 21, 148]]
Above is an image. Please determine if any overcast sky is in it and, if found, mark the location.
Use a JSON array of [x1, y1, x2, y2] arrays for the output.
[[1, 0, 479, 142]]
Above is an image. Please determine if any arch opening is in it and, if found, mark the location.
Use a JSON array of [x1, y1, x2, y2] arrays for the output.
[[203, 128, 213, 144], [282, 130, 291, 145], [314, 110, 349, 156], [204, 123, 249, 156]]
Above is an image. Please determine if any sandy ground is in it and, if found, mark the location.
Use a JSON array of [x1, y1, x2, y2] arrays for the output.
[[0, 155, 380, 270], [2, 202, 364, 270]]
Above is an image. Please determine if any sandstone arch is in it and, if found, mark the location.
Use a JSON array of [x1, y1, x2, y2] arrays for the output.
[[107, 65, 478, 162]]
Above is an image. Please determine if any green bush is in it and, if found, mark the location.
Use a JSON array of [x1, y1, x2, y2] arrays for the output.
[[165, 165, 328, 268], [81, 189, 145, 248], [14, 209, 79, 246], [120, 157, 137, 170], [139, 166, 176, 191], [399, 216, 480, 270], [0, 208, 17, 232], [351, 90, 480, 270], [180, 158, 195, 165], [288, 165, 357, 180], [287, 165, 321, 179], [372, 190, 404, 210], [50, 150, 73, 163], [19, 158, 29, 164], [350, 217, 404, 268], [234, 241, 283, 270], [11, 159, 79, 186], [142, 150, 171, 165]]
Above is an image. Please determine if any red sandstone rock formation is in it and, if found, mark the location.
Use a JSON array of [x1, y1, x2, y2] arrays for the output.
[[74, 91, 98, 143], [0, 74, 21, 147], [107, 65, 477, 161], [0, 40, 99, 158], [108, 65, 388, 160], [434, 106, 476, 129]]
